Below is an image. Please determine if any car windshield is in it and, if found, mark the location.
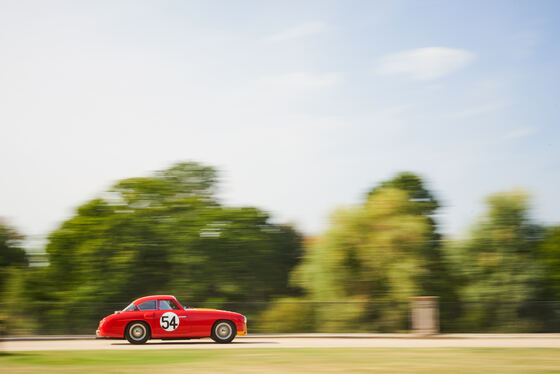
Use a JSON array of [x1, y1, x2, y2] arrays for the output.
[[174, 298, 189, 309], [122, 302, 137, 312]]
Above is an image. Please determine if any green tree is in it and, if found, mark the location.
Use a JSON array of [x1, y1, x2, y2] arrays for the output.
[[0, 220, 27, 292], [369, 172, 453, 300], [534, 226, 560, 331], [286, 172, 448, 332], [26, 162, 302, 333], [368, 171, 439, 215], [0, 220, 28, 335], [538, 226, 560, 300], [444, 190, 544, 332]]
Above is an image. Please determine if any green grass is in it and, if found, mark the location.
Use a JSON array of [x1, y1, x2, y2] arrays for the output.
[[1, 348, 559, 373]]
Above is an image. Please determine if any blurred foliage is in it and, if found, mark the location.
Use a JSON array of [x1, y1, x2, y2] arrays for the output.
[[538, 226, 560, 300], [18, 162, 303, 333], [443, 190, 547, 332], [0, 220, 27, 290], [289, 172, 452, 331], [0, 220, 28, 335], [257, 298, 316, 333], [368, 171, 439, 215], [3, 166, 560, 334]]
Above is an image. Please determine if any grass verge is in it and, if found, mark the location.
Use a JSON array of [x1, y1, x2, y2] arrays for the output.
[[1, 348, 559, 373]]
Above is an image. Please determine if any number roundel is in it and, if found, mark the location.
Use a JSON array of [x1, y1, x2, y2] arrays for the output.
[[160, 312, 179, 331]]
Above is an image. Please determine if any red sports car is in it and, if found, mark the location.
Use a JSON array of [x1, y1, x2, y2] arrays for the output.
[[96, 295, 247, 344]]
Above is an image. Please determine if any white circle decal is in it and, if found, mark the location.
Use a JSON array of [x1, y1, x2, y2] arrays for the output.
[[160, 312, 179, 331]]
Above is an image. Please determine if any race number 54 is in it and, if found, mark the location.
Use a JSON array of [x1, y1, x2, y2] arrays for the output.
[[160, 312, 179, 331]]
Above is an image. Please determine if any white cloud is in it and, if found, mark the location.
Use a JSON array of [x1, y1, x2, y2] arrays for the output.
[[256, 72, 343, 90], [264, 21, 326, 42], [376, 47, 475, 80], [504, 126, 536, 140]]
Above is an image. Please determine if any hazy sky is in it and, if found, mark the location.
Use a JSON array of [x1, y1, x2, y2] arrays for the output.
[[1, 0, 559, 242]]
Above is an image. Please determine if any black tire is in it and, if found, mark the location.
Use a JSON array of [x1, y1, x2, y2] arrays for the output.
[[211, 320, 236, 343], [125, 321, 150, 344]]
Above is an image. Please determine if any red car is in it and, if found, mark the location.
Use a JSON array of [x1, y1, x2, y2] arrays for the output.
[[96, 295, 247, 344]]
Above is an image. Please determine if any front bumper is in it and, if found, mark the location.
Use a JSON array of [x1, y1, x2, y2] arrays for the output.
[[237, 321, 247, 336]]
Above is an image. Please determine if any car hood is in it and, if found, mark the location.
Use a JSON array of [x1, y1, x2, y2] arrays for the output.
[[190, 308, 218, 311], [189, 308, 244, 318]]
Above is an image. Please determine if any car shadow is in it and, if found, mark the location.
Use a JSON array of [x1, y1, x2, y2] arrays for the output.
[[111, 341, 277, 346], [0, 352, 28, 357]]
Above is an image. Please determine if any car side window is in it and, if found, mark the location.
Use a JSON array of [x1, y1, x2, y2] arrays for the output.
[[137, 300, 156, 311], [159, 299, 180, 310]]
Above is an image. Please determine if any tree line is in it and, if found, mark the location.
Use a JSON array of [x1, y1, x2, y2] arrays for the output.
[[1, 162, 559, 334]]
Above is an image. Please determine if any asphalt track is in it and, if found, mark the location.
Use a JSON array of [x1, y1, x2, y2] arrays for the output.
[[3, 334, 560, 351]]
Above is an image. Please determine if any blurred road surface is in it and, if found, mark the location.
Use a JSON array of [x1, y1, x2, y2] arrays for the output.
[[3, 334, 560, 351]]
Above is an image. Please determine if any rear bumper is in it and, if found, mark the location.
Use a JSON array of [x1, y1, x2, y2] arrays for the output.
[[96, 329, 120, 340]]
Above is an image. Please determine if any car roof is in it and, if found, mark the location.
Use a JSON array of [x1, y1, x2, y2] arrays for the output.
[[133, 295, 178, 305]]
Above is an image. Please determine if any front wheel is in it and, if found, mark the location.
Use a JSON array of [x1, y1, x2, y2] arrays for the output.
[[211, 320, 236, 343], [125, 322, 150, 344]]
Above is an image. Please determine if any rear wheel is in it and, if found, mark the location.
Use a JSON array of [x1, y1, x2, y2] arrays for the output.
[[125, 322, 150, 344], [211, 320, 236, 343]]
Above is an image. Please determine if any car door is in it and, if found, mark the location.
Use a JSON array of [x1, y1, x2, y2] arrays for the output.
[[153, 299, 190, 337], [135, 299, 158, 334]]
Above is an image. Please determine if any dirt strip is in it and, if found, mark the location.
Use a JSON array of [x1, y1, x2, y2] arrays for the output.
[[2, 335, 560, 351]]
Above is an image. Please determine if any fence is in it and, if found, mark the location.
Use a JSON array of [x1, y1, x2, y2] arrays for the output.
[[1, 300, 560, 336], [439, 301, 560, 333]]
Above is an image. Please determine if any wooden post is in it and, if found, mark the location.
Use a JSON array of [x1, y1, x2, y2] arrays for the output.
[[411, 296, 439, 335]]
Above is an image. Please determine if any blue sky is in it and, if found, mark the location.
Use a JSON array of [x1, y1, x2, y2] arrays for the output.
[[1, 0, 559, 241]]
